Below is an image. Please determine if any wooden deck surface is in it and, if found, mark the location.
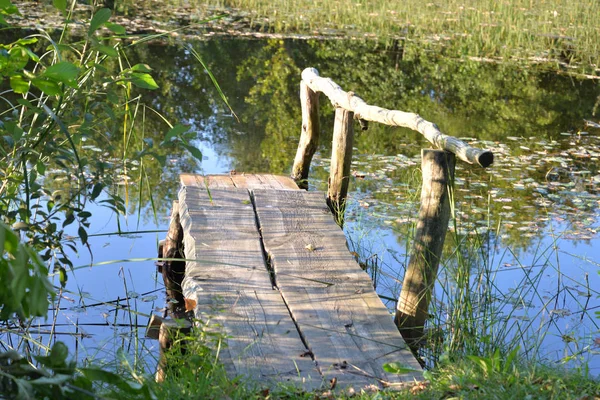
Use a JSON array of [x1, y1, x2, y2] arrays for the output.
[[177, 173, 422, 390]]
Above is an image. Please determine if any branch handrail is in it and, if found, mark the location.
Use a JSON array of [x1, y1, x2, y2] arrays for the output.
[[301, 67, 494, 168], [291, 67, 491, 347]]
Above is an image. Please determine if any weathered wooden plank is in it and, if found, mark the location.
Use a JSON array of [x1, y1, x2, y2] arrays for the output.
[[181, 174, 299, 191], [253, 189, 422, 388], [180, 173, 235, 188], [178, 186, 322, 389], [260, 174, 292, 190], [206, 175, 236, 188], [271, 174, 301, 190], [180, 173, 203, 187], [230, 174, 279, 190], [252, 190, 371, 289]]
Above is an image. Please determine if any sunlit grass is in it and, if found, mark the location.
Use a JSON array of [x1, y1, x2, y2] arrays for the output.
[[198, 0, 600, 72]]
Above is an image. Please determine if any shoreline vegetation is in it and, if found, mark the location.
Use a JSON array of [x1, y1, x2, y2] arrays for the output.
[[8, 0, 600, 79], [1, 1, 599, 398]]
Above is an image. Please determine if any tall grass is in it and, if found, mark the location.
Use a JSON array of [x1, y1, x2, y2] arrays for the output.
[[0, 0, 211, 396], [346, 186, 599, 374], [202, 0, 600, 71]]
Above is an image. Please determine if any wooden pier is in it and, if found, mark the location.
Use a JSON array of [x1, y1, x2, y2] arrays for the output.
[[170, 173, 422, 390], [152, 67, 494, 391]]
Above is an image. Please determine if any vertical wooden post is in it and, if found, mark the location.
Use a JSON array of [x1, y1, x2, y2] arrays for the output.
[[291, 80, 320, 189], [395, 149, 455, 350], [327, 108, 354, 225], [155, 201, 191, 382], [161, 201, 186, 318]]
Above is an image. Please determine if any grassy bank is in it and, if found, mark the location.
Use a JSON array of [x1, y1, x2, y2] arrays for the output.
[[202, 0, 600, 73], [153, 339, 600, 399]]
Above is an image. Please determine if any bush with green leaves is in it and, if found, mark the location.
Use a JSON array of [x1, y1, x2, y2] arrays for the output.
[[1, 0, 201, 293], [0, 221, 54, 321], [1, 342, 155, 399], [1, 0, 206, 397]]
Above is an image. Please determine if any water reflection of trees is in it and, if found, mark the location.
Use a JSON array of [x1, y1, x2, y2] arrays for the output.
[[124, 37, 599, 249]]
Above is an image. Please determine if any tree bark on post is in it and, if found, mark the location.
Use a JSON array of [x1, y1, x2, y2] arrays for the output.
[[161, 201, 186, 318], [327, 108, 354, 226], [155, 201, 189, 382], [395, 149, 456, 351], [291, 80, 320, 189]]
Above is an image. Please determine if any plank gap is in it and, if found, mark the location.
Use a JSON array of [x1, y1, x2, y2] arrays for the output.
[[249, 188, 324, 375]]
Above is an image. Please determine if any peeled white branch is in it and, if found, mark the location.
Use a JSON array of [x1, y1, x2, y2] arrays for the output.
[[301, 68, 493, 168]]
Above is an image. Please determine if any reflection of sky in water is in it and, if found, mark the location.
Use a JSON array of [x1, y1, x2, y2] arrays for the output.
[[53, 201, 167, 369]]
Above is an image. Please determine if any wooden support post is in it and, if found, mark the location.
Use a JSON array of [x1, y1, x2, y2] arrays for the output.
[[160, 201, 186, 318], [291, 80, 320, 189], [395, 149, 455, 351], [327, 108, 354, 226], [155, 319, 192, 383]]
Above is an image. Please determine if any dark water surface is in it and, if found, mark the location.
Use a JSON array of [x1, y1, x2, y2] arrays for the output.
[[9, 36, 600, 375]]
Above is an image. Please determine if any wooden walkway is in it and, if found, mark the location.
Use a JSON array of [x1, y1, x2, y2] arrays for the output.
[[176, 173, 422, 390]]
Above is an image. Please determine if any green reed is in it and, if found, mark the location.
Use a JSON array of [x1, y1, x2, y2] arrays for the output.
[[200, 0, 600, 72], [0, 0, 209, 396], [344, 167, 598, 373]]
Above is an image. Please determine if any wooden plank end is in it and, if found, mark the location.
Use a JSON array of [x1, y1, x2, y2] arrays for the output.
[[180, 173, 202, 187]]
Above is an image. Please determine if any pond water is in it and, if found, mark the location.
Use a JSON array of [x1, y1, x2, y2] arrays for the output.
[[129, 36, 599, 373], [4, 35, 599, 376]]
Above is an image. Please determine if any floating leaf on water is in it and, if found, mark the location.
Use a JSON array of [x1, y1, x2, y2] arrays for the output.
[[550, 309, 571, 317], [141, 295, 158, 302]]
